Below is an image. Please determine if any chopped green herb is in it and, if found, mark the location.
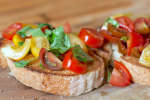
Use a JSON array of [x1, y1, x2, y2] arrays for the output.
[[120, 36, 128, 42], [17, 26, 32, 38], [14, 58, 38, 68], [26, 28, 45, 37], [14, 60, 30, 68], [39, 63, 45, 69], [50, 26, 71, 54], [72, 45, 93, 63], [38, 23, 54, 30], [18, 41, 24, 46], [104, 17, 120, 28], [107, 66, 111, 82]]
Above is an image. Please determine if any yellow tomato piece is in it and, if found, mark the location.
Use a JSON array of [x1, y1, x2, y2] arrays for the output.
[[12, 34, 24, 46], [112, 13, 132, 18], [1, 39, 31, 61], [139, 44, 150, 67], [68, 34, 88, 52], [23, 24, 37, 28], [31, 37, 50, 57]]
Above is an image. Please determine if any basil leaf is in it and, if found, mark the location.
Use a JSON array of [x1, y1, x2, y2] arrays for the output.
[[18, 41, 24, 46], [50, 26, 71, 54], [72, 45, 93, 63], [17, 26, 32, 38], [26, 28, 45, 37], [38, 23, 54, 30], [105, 17, 120, 28], [14, 60, 30, 68]]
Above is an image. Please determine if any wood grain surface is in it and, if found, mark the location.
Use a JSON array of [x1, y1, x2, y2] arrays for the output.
[[0, 0, 150, 100]]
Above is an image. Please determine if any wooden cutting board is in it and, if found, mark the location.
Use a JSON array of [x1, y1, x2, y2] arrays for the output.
[[1, 0, 150, 100]]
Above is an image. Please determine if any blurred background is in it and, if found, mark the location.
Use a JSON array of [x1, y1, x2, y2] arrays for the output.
[[0, 0, 150, 32]]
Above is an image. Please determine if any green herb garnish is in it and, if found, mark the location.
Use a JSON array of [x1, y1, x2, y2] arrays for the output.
[[17, 26, 32, 38], [49, 26, 71, 54], [18, 41, 24, 46], [14, 58, 37, 68], [39, 63, 45, 69], [72, 45, 93, 63], [104, 17, 120, 28], [38, 23, 54, 30], [26, 28, 45, 37], [14, 60, 30, 68]]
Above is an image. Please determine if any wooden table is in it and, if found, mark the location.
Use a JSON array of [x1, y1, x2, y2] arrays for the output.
[[1, 0, 150, 100], [0, 0, 150, 32]]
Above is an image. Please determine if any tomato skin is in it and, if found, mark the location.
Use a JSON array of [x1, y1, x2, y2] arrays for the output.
[[63, 22, 72, 33], [110, 60, 132, 87], [79, 28, 104, 48], [100, 30, 120, 43], [63, 51, 87, 74], [115, 16, 134, 32], [2, 23, 23, 40], [127, 32, 145, 56], [134, 17, 150, 34]]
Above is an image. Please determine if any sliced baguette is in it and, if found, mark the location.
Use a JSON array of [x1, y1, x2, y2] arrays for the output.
[[7, 56, 105, 96], [120, 56, 150, 85]]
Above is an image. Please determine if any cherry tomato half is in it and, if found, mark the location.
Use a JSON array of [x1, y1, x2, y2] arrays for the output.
[[134, 17, 150, 34], [79, 28, 104, 48], [2, 22, 23, 40], [39, 48, 62, 71], [127, 32, 144, 56], [109, 60, 132, 87], [115, 16, 134, 32], [63, 51, 87, 74]]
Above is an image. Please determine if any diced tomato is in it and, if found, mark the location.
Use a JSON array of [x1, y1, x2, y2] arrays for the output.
[[127, 32, 145, 56], [115, 16, 134, 32], [134, 17, 150, 34], [62, 51, 87, 74], [2, 22, 23, 40], [100, 30, 120, 43], [63, 22, 72, 33], [79, 28, 104, 48], [109, 60, 132, 87]]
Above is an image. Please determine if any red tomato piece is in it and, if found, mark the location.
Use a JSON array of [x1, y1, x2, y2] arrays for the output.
[[41, 25, 49, 33], [2, 22, 23, 40], [63, 51, 87, 74], [134, 17, 150, 34], [109, 60, 132, 87], [79, 28, 104, 48], [127, 32, 145, 56], [115, 16, 134, 32], [63, 22, 72, 33]]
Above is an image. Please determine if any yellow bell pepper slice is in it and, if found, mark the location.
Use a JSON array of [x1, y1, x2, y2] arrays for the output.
[[1, 39, 31, 61], [12, 34, 24, 46]]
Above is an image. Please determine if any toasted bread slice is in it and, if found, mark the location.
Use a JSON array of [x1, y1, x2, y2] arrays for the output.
[[120, 56, 150, 85], [0, 39, 106, 96], [7, 55, 105, 96]]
